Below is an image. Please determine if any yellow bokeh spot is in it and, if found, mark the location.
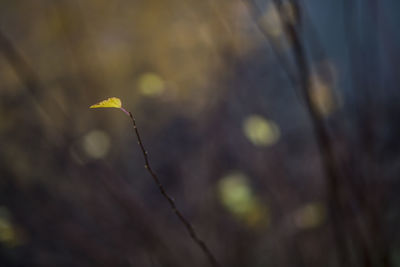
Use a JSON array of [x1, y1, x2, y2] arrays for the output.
[[309, 60, 342, 116], [138, 72, 165, 96], [219, 172, 253, 215], [282, 2, 297, 25], [259, 2, 282, 38], [0, 207, 21, 247], [243, 115, 280, 147], [218, 172, 268, 228], [82, 130, 111, 159], [310, 75, 336, 116], [293, 202, 325, 229]]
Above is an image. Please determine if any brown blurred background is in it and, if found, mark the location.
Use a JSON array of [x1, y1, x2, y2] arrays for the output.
[[1, 0, 400, 266]]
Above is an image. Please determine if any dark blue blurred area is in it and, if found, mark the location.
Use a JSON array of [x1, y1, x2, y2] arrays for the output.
[[1, 0, 400, 266]]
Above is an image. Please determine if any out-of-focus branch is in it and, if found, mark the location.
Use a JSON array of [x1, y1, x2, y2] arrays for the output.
[[0, 29, 64, 141], [242, 0, 298, 90], [269, 0, 350, 266], [0, 30, 76, 150], [0, 30, 42, 98], [342, 1, 391, 266]]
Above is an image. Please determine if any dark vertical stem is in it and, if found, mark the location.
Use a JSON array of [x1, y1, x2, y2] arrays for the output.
[[270, 0, 350, 266], [343, 1, 391, 266], [0, 30, 42, 98], [242, 0, 298, 90], [127, 112, 221, 267], [0, 29, 67, 142]]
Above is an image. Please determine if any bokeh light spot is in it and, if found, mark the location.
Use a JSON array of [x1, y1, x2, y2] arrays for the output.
[[243, 115, 280, 147], [218, 171, 268, 228], [0, 206, 21, 247], [138, 72, 165, 96], [310, 76, 336, 116], [219, 172, 253, 215], [82, 130, 111, 159], [293, 202, 325, 229], [260, 2, 283, 38]]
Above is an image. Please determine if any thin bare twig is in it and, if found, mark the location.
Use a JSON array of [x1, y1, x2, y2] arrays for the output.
[[127, 112, 221, 267]]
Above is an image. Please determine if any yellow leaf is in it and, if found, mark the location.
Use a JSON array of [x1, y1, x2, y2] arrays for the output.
[[90, 97, 122, 109]]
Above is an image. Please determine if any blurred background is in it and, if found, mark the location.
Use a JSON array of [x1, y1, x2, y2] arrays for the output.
[[1, 0, 400, 266]]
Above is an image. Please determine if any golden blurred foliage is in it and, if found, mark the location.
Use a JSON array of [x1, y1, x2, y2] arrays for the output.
[[259, 2, 283, 38]]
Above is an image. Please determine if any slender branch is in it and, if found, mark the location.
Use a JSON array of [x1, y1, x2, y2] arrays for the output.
[[0, 29, 68, 143], [0, 30, 41, 97], [0, 30, 49, 119], [127, 112, 220, 267], [242, 0, 298, 90]]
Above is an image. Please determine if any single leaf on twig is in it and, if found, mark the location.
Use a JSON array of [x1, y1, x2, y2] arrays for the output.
[[88, 96, 220, 266], [90, 97, 129, 115], [90, 97, 122, 109]]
